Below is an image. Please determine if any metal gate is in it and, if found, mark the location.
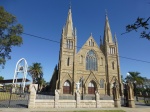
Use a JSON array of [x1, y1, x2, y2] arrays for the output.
[[0, 91, 29, 108]]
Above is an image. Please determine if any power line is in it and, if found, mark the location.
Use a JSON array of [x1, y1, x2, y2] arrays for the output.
[[119, 56, 150, 64], [22, 32, 150, 64]]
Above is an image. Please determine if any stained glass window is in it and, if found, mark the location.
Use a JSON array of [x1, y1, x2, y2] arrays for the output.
[[86, 50, 97, 71]]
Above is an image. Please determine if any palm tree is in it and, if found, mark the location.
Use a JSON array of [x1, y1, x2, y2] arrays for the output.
[[28, 63, 43, 84], [126, 72, 144, 85], [37, 78, 46, 91]]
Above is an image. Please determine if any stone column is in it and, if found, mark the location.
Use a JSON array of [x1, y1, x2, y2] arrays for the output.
[[113, 84, 121, 107], [76, 90, 80, 108], [54, 89, 59, 108], [95, 91, 100, 108], [28, 84, 38, 108], [127, 82, 135, 108]]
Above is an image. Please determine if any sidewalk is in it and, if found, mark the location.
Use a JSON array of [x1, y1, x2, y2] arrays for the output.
[[0, 107, 150, 112]]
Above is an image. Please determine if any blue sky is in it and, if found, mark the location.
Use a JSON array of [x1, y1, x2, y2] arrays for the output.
[[0, 0, 150, 82]]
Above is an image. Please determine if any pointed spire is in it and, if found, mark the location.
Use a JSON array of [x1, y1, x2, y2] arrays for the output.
[[90, 33, 92, 37], [74, 27, 77, 38], [64, 6, 74, 38], [114, 33, 118, 45], [100, 36, 103, 45], [104, 13, 113, 43]]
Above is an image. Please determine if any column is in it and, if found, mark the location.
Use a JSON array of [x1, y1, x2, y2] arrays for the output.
[[28, 84, 38, 108], [113, 85, 121, 107], [76, 90, 80, 108], [95, 91, 100, 108], [127, 82, 135, 108]]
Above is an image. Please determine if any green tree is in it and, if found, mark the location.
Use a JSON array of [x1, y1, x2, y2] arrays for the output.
[[0, 76, 4, 80], [0, 6, 23, 66], [28, 63, 43, 84], [122, 17, 150, 40], [37, 78, 46, 91], [125, 72, 144, 85]]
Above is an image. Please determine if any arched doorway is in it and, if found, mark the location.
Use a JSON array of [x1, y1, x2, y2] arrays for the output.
[[88, 81, 96, 94], [63, 80, 71, 94]]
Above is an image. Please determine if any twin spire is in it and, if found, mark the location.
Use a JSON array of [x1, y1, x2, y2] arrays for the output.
[[103, 14, 113, 44], [64, 6, 116, 45]]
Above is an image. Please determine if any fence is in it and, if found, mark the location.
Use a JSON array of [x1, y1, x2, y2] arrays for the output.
[[28, 84, 115, 108], [0, 91, 29, 108]]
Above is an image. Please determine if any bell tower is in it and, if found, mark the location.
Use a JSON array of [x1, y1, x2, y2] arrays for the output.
[[57, 6, 77, 94], [102, 14, 121, 95]]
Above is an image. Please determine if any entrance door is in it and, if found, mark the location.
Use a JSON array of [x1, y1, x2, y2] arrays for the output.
[[88, 81, 95, 94], [63, 81, 71, 94]]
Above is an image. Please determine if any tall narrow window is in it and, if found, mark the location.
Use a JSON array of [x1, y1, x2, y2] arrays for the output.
[[100, 79, 104, 88], [92, 42, 94, 46], [112, 62, 115, 70], [70, 41, 73, 49], [89, 39, 94, 46], [66, 40, 73, 49], [86, 50, 97, 71], [67, 57, 70, 66], [109, 47, 115, 54]]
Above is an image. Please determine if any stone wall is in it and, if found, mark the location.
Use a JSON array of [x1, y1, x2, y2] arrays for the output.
[[32, 99, 114, 108], [28, 87, 114, 108], [35, 100, 54, 108]]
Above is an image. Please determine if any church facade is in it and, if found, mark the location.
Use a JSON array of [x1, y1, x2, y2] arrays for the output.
[[50, 7, 122, 96]]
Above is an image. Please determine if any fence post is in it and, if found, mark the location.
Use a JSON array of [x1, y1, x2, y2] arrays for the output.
[[28, 84, 38, 108], [54, 89, 59, 108], [127, 82, 135, 108], [76, 90, 80, 108], [113, 84, 121, 107]]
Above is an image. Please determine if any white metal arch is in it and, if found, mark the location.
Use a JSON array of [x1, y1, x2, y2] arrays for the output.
[[13, 58, 28, 93]]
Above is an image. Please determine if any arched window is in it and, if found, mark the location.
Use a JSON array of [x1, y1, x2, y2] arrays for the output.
[[67, 57, 70, 66], [63, 80, 71, 94], [66, 40, 73, 49], [88, 81, 96, 94], [92, 42, 94, 46], [109, 47, 115, 54], [86, 50, 97, 71], [100, 79, 104, 88], [112, 61, 115, 70]]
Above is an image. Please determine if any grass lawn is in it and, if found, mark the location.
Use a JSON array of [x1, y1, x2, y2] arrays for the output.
[[31, 110, 125, 112], [71, 110, 125, 112]]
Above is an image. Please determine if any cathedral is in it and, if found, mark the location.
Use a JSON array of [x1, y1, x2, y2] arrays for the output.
[[50, 7, 122, 96]]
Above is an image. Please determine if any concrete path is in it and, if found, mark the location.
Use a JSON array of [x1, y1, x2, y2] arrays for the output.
[[0, 107, 150, 112]]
